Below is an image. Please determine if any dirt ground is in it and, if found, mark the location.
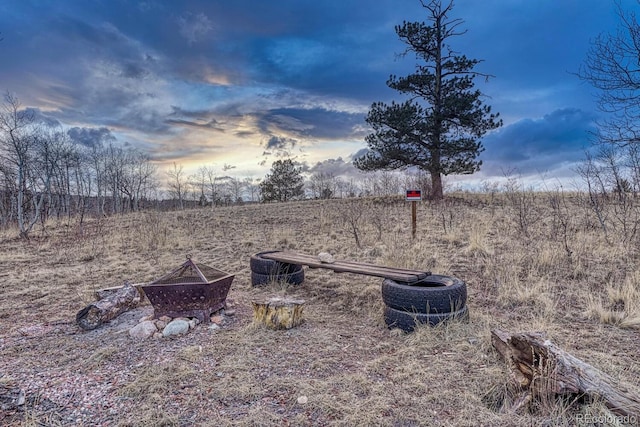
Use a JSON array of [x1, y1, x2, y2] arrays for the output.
[[0, 195, 639, 426]]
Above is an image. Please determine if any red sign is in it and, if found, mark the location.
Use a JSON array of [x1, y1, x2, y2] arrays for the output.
[[406, 190, 422, 201]]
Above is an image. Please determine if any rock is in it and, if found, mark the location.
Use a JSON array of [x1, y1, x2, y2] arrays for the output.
[[154, 320, 167, 330], [153, 332, 163, 339], [209, 323, 220, 331], [17, 389, 25, 406], [224, 309, 236, 316], [139, 315, 153, 323], [188, 319, 197, 330], [159, 315, 172, 323], [297, 396, 308, 404], [226, 299, 235, 308], [210, 315, 224, 325], [129, 321, 157, 339], [318, 252, 335, 263], [162, 319, 190, 337]]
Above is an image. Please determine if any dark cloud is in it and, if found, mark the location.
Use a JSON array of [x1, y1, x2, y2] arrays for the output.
[[24, 108, 62, 128], [480, 108, 597, 176], [235, 130, 256, 138], [164, 118, 224, 131], [251, 108, 365, 149], [121, 61, 149, 79], [268, 108, 365, 139], [260, 135, 297, 158], [67, 127, 116, 148], [309, 157, 360, 178], [265, 136, 296, 150], [165, 107, 224, 131]]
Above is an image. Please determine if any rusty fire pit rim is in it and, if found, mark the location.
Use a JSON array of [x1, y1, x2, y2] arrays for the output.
[[142, 273, 235, 287], [147, 256, 234, 286]]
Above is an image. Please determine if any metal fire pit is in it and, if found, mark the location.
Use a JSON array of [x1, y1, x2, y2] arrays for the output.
[[141, 257, 235, 323]]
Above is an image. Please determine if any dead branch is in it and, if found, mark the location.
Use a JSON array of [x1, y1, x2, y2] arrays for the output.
[[491, 329, 640, 419]]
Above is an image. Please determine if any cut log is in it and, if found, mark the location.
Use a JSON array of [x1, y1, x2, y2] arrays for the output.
[[252, 297, 305, 330], [95, 283, 145, 301], [77, 282, 141, 330], [491, 329, 640, 419]]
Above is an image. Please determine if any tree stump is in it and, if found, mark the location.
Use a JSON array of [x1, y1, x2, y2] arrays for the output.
[[76, 282, 141, 330], [491, 329, 640, 419], [252, 297, 305, 330]]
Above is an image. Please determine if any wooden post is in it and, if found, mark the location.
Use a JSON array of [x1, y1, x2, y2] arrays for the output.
[[252, 297, 305, 330], [411, 200, 417, 239], [405, 190, 421, 239], [491, 329, 640, 419]]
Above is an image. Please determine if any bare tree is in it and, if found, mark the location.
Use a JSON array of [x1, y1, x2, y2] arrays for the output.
[[190, 166, 209, 207], [226, 177, 245, 204], [33, 127, 71, 225], [0, 93, 43, 238], [578, 2, 640, 146], [202, 165, 221, 208], [576, 152, 610, 240], [309, 172, 337, 199], [243, 177, 260, 202], [166, 162, 187, 209], [119, 149, 157, 212]]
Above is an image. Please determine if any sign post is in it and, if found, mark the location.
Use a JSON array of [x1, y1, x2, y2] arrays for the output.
[[405, 190, 422, 239]]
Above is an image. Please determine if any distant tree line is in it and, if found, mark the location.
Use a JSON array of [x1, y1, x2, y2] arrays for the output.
[[0, 92, 437, 239], [259, 158, 433, 202]]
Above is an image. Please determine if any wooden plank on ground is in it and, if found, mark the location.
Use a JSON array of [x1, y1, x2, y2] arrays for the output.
[[260, 251, 430, 282]]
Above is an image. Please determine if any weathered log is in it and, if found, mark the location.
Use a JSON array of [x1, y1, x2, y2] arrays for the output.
[[252, 297, 305, 330], [491, 329, 640, 419], [95, 283, 145, 301], [77, 282, 141, 330]]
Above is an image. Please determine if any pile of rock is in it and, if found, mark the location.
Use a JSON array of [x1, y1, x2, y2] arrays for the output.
[[128, 308, 234, 339]]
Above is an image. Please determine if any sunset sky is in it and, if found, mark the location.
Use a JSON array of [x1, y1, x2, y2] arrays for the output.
[[0, 0, 633, 187]]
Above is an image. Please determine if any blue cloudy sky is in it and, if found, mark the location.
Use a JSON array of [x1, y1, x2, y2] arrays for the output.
[[0, 0, 632, 186]]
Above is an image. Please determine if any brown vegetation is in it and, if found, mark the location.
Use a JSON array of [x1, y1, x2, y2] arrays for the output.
[[1, 192, 639, 426]]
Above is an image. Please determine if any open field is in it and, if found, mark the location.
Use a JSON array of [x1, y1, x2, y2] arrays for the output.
[[1, 194, 639, 426]]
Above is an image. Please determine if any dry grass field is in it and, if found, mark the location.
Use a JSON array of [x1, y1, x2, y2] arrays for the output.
[[1, 193, 639, 426]]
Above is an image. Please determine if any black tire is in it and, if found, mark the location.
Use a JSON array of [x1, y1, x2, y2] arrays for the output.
[[384, 305, 469, 332], [381, 275, 467, 314], [251, 269, 305, 287], [250, 251, 303, 275]]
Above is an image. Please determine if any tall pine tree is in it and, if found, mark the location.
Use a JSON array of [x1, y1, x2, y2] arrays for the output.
[[355, 0, 502, 199]]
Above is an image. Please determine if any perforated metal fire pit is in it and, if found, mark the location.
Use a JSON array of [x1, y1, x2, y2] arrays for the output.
[[141, 257, 235, 323]]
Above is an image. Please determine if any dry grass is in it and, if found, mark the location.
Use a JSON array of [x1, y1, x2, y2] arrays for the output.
[[0, 194, 639, 426]]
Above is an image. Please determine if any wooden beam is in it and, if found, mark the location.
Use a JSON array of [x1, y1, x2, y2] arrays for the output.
[[260, 251, 430, 282]]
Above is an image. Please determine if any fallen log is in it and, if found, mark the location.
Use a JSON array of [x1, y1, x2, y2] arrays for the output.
[[252, 297, 305, 330], [95, 283, 145, 301], [77, 281, 141, 330], [491, 329, 640, 419]]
